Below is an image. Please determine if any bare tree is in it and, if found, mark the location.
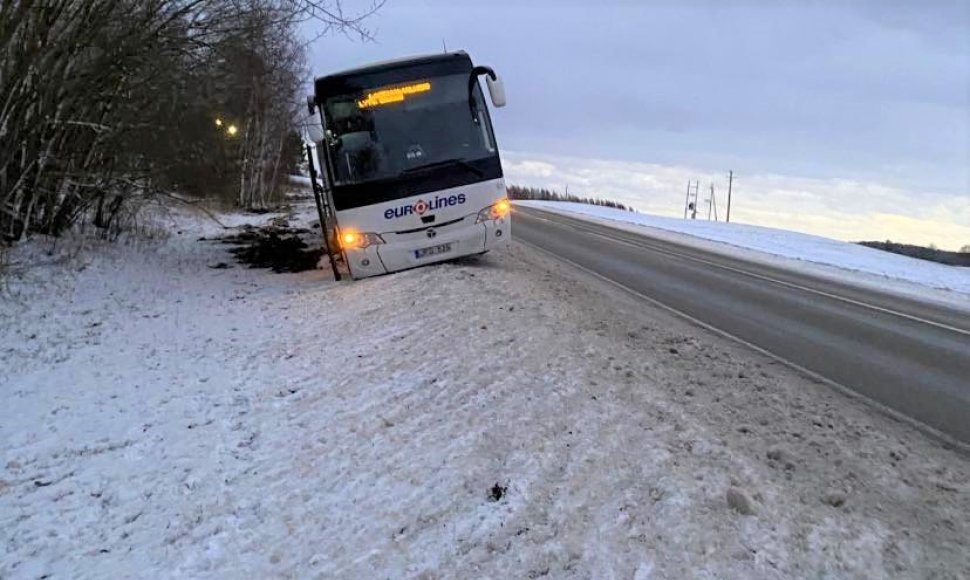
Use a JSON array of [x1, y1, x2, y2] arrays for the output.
[[0, 0, 381, 242], [207, 1, 308, 209]]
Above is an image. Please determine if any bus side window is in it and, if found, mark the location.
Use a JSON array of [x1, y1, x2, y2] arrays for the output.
[[471, 89, 495, 153], [478, 110, 495, 152]]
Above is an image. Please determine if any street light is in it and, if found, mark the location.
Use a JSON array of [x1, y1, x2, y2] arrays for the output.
[[227, 124, 239, 137], [215, 118, 224, 128]]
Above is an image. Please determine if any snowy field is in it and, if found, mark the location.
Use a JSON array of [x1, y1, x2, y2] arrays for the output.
[[2, 203, 969, 578], [516, 201, 970, 307]]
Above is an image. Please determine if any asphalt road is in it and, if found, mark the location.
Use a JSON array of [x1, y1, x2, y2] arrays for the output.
[[514, 205, 970, 445]]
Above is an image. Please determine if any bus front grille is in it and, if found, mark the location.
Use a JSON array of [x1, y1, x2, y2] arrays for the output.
[[393, 216, 465, 235]]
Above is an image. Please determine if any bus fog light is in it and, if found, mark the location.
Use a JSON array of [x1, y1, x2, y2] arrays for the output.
[[361, 258, 370, 266], [495, 229, 503, 237]]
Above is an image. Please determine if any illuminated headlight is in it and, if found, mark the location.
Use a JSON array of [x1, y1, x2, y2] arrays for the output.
[[476, 199, 511, 223], [340, 230, 384, 250]]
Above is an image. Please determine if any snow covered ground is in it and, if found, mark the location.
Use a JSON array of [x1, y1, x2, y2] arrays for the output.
[[2, 202, 969, 578], [516, 201, 970, 308]]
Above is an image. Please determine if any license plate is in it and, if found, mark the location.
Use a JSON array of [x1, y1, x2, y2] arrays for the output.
[[414, 242, 452, 259]]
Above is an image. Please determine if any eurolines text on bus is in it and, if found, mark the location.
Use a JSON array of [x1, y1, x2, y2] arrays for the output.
[[384, 193, 467, 219]]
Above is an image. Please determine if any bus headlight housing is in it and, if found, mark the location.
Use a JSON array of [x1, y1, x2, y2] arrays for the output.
[[340, 230, 384, 250], [476, 199, 511, 223]]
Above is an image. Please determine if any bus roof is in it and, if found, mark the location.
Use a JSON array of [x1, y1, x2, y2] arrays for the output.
[[314, 51, 470, 85]]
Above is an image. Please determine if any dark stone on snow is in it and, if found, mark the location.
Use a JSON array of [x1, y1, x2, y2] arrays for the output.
[[488, 483, 507, 502]]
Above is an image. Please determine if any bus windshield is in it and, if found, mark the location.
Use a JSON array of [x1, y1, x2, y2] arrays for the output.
[[322, 73, 497, 186]]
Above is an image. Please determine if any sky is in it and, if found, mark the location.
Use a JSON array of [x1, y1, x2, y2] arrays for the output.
[[304, 0, 970, 250]]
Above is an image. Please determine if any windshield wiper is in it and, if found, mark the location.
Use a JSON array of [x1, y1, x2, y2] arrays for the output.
[[401, 158, 483, 178]]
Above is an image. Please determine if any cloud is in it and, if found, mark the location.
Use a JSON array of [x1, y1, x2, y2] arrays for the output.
[[503, 151, 970, 251], [302, 1, 970, 248], [504, 159, 557, 179]]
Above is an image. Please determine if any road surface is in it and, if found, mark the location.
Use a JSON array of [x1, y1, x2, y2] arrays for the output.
[[514, 205, 970, 445]]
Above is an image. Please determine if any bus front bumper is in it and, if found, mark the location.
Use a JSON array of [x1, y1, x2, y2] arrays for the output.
[[344, 217, 510, 279]]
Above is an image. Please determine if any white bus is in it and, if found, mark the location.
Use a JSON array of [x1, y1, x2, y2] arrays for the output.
[[308, 52, 511, 279]]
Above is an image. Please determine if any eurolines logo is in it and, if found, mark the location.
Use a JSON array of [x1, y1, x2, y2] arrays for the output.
[[384, 193, 466, 219]]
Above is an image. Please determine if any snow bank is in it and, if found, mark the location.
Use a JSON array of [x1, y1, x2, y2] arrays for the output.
[[3, 202, 969, 578], [517, 201, 970, 302]]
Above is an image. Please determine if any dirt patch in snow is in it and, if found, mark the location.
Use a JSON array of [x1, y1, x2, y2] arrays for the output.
[[208, 223, 322, 273]]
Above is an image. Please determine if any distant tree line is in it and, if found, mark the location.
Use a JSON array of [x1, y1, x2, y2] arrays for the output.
[[507, 185, 636, 212], [0, 0, 379, 243], [859, 241, 970, 267]]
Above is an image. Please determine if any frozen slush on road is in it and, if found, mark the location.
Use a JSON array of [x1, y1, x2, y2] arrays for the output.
[[2, 204, 968, 578]]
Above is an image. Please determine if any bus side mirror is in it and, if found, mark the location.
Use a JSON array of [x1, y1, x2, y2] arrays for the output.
[[486, 75, 506, 108]]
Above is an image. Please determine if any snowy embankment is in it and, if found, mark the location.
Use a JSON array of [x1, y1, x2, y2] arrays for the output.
[[285, 174, 313, 188], [2, 202, 969, 578], [516, 200, 970, 306]]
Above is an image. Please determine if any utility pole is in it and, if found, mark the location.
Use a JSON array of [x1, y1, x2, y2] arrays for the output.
[[691, 181, 699, 219], [683, 181, 691, 219], [711, 183, 718, 221], [706, 183, 714, 220], [684, 180, 699, 219], [726, 170, 734, 223]]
